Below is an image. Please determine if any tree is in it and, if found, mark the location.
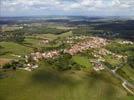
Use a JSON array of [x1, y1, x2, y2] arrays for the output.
[[0, 31, 25, 43], [2, 60, 23, 70], [3, 63, 12, 69]]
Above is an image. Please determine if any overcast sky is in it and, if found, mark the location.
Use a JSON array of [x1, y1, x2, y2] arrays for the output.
[[0, 0, 134, 17]]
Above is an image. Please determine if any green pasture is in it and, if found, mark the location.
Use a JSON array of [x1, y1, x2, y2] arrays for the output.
[[0, 61, 131, 100], [72, 55, 92, 68], [0, 42, 33, 59]]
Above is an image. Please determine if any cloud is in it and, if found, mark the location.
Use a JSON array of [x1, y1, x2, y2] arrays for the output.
[[0, 0, 134, 16]]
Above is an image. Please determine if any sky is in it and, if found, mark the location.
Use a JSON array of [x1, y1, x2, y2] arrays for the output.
[[0, 0, 134, 17]]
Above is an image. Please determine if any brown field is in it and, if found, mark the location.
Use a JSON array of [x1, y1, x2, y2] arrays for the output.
[[0, 58, 11, 66]]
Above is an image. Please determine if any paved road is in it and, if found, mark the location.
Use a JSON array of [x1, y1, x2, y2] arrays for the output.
[[122, 81, 134, 95], [104, 64, 134, 95]]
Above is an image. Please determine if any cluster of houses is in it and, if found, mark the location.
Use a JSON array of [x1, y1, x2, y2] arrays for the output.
[[98, 48, 112, 56], [98, 48, 127, 60], [23, 50, 60, 71], [39, 39, 49, 45], [67, 36, 89, 40], [64, 37, 107, 55], [90, 59, 105, 71], [30, 50, 60, 62], [22, 36, 127, 72], [22, 64, 39, 71], [64, 36, 89, 45], [118, 40, 133, 45], [1, 25, 23, 32], [92, 48, 126, 59], [23, 36, 108, 71], [90, 48, 128, 71], [92, 48, 127, 64]]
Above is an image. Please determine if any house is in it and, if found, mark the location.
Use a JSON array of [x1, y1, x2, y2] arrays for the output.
[[118, 40, 133, 45], [90, 60, 105, 71]]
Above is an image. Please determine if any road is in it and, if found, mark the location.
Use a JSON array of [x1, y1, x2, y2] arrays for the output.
[[104, 64, 134, 95], [122, 81, 134, 95]]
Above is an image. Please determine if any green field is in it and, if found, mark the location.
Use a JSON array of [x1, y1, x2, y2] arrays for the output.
[[122, 66, 134, 82], [117, 64, 134, 83], [34, 31, 73, 40], [0, 61, 132, 100], [0, 42, 33, 59], [72, 55, 92, 68], [104, 55, 121, 67]]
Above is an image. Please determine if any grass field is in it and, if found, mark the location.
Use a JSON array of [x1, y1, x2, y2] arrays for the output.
[[72, 55, 92, 68], [22, 31, 73, 48], [104, 55, 121, 67], [120, 65, 134, 83], [24, 37, 40, 46], [0, 61, 132, 100], [34, 31, 73, 41], [0, 42, 33, 59]]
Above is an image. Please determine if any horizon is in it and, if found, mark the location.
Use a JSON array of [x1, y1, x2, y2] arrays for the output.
[[0, 15, 134, 18], [0, 0, 134, 17]]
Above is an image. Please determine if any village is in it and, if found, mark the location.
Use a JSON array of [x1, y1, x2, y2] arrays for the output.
[[1, 34, 133, 96], [22, 36, 127, 72]]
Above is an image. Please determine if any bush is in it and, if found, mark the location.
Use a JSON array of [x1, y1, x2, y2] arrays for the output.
[[2, 60, 23, 70], [103, 62, 114, 70], [3, 63, 12, 69], [0, 31, 25, 43]]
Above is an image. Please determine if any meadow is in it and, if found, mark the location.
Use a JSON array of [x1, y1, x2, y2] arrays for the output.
[[0, 42, 33, 59], [0, 61, 132, 100], [72, 55, 92, 68]]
